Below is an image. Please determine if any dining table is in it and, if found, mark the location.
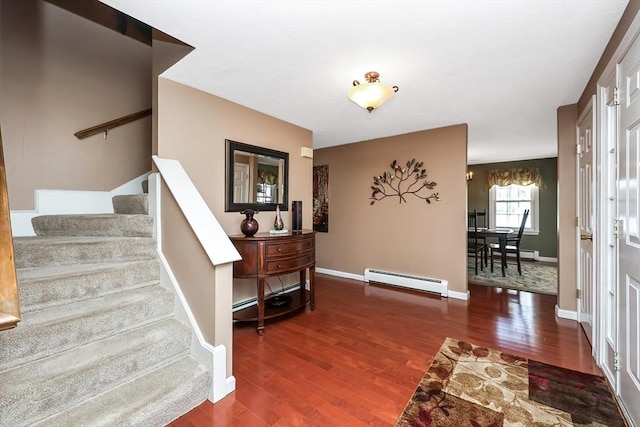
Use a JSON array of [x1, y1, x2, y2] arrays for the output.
[[469, 228, 514, 277]]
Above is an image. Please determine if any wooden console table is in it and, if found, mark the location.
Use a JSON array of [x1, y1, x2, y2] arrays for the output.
[[230, 230, 315, 335]]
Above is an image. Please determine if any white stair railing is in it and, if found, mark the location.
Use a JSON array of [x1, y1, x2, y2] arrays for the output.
[[151, 155, 240, 402]]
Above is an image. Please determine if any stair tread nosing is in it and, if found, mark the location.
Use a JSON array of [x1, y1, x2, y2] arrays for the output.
[[0, 286, 174, 372], [33, 355, 211, 427], [13, 236, 157, 268], [1, 318, 192, 427], [17, 260, 161, 313]]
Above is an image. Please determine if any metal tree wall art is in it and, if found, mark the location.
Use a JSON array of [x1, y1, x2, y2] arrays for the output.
[[370, 159, 441, 205]]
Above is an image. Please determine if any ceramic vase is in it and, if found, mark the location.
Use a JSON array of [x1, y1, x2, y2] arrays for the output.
[[240, 209, 259, 237]]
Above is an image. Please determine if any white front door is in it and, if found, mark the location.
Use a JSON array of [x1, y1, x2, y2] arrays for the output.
[[577, 97, 596, 346], [617, 33, 640, 426]]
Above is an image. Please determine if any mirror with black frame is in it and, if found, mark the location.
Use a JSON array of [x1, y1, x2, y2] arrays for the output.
[[225, 139, 289, 212]]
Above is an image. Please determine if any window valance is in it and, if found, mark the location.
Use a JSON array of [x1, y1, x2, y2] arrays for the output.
[[487, 167, 546, 188], [258, 169, 277, 184]]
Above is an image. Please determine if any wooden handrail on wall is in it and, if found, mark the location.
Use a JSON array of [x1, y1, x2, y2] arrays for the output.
[[74, 108, 152, 140], [0, 128, 21, 331]]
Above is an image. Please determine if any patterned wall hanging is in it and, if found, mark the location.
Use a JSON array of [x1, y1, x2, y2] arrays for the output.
[[313, 165, 329, 232]]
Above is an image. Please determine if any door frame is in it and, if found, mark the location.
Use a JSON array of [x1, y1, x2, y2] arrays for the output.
[[595, 68, 618, 388], [593, 10, 640, 425], [576, 96, 596, 349]]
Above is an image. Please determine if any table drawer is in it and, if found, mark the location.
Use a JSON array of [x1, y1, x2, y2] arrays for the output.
[[265, 251, 314, 274], [265, 238, 314, 258]]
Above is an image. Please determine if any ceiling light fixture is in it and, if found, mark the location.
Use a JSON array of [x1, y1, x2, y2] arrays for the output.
[[348, 71, 398, 112]]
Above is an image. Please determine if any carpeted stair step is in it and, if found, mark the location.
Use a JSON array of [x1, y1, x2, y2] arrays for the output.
[[32, 214, 154, 237], [0, 286, 174, 372], [0, 318, 192, 427], [112, 194, 149, 215], [17, 260, 160, 314], [13, 236, 156, 268], [33, 355, 210, 427]]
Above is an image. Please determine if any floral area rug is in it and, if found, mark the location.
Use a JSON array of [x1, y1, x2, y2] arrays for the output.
[[468, 262, 557, 295], [395, 338, 626, 427]]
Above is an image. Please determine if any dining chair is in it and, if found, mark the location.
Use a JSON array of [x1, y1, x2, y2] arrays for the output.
[[468, 210, 487, 275], [489, 209, 530, 275], [476, 209, 487, 229], [475, 209, 488, 266]]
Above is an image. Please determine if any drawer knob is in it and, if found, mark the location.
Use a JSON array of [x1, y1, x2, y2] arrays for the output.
[[277, 247, 282, 252], [277, 263, 282, 269]]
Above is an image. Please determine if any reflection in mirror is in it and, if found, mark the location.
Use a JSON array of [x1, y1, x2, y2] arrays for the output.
[[226, 139, 289, 212]]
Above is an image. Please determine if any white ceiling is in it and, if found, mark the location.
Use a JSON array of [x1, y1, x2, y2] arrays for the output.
[[101, 0, 628, 164]]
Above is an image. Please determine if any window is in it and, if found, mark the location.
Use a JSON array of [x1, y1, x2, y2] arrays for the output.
[[489, 184, 539, 234], [256, 183, 276, 203]]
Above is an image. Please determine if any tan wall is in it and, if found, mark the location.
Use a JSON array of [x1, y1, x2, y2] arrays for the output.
[[313, 125, 468, 294], [578, 0, 640, 112], [0, 0, 152, 210], [157, 78, 313, 303], [557, 104, 578, 312], [151, 36, 193, 157]]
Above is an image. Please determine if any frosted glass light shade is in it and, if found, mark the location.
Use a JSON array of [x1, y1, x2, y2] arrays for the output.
[[348, 83, 396, 111], [347, 72, 398, 112]]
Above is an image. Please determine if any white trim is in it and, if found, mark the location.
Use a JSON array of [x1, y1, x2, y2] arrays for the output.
[[316, 267, 364, 281], [595, 54, 621, 392], [488, 184, 539, 233], [492, 251, 557, 263], [151, 173, 234, 402], [157, 251, 235, 402], [10, 172, 151, 236], [448, 290, 470, 301], [316, 267, 469, 300], [111, 173, 150, 196], [151, 160, 240, 402], [576, 96, 597, 353], [555, 304, 578, 321], [152, 155, 240, 266], [148, 173, 161, 242]]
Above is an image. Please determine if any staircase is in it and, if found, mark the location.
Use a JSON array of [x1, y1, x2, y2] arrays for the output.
[[0, 194, 210, 426]]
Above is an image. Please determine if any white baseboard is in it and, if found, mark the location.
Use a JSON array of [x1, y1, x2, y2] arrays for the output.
[[316, 267, 364, 281], [519, 250, 539, 261], [501, 250, 557, 263], [555, 304, 577, 320], [316, 267, 469, 300], [448, 289, 470, 301], [10, 172, 150, 236]]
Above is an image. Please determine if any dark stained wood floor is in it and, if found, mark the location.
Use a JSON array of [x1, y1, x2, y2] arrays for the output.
[[169, 273, 598, 426]]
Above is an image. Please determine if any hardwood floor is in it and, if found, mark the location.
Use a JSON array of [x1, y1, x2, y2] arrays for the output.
[[169, 273, 598, 426]]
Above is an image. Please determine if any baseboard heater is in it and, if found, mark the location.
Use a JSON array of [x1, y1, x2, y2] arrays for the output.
[[363, 269, 448, 297]]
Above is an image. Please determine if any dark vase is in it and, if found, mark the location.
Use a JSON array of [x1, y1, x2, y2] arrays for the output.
[[240, 209, 259, 237]]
